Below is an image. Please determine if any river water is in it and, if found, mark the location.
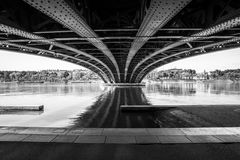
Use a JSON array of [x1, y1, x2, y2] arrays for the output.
[[0, 81, 240, 128]]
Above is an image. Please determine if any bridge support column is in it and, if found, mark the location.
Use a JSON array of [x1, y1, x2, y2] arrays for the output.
[[103, 83, 146, 87]]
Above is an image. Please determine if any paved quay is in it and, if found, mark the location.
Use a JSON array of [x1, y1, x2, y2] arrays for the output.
[[2, 143, 240, 160], [1, 126, 240, 144]]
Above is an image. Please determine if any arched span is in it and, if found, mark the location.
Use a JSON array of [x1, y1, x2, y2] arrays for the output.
[[134, 37, 240, 83], [23, 0, 120, 82], [0, 42, 110, 83], [0, 41, 111, 83], [129, 14, 240, 82], [0, 24, 117, 83], [124, 0, 191, 82]]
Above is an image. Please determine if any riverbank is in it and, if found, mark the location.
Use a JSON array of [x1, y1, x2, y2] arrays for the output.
[[0, 80, 102, 84], [1, 127, 240, 160], [146, 79, 240, 83]]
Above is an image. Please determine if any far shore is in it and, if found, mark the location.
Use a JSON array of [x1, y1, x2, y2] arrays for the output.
[[145, 79, 240, 83], [1, 79, 240, 85], [0, 80, 102, 84]]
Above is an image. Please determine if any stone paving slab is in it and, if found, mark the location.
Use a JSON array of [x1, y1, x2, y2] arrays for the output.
[[82, 128, 103, 135], [106, 136, 136, 144], [52, 135, 78, 143], [0, 127, 28, 134], [158, 135, 191, 143], [224, 127, 240, 134], [135, 136, 159, 144], [74, 136, 106, 143], [102, 128, 148, 135], [186, 135, 222, 143], [180, 128, 235, 135], [23, 134, 57, 142], [67, 129, 85, 135], [19, 127, 62, 135], [0, 134, 29, 141], [52, 129, 67, 134], [147, 128, 185, 135]]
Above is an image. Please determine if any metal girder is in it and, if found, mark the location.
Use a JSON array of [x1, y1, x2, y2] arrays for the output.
[[124, 0, 192, 82], [0, 24, 116, 82], [130, 13, 240, 82], [6, 35, 239, 43], [22, 0, 120, 82], [135, 37, 240, 82], [1, 28, 240, 35], [0, 41, 110, 83]]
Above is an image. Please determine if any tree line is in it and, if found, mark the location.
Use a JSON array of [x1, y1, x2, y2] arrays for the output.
[[0, 69, 100, 82], [146, 69, 240, 81], [1, 68, 240, 82]]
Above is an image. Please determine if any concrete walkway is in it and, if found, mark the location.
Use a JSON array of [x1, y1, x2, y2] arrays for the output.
[[2, 143, 240, 160], [1, 126, 240, 144]]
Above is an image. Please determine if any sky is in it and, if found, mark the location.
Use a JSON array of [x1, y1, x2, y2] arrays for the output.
[[0, 48, 240, 73], [0, 50, 84, 71]]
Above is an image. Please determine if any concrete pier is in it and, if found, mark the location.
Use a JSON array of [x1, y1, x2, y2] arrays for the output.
[[120, 105, 240, 111], [0, 105, 44, 111], [104, 83, 146, 87]]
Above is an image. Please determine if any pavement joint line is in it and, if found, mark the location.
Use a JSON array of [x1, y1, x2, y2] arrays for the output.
[[104, 136, 106, 143], [213, 135, 240, 143], [73, 135, 80, 142], [50, 134, 79, 143], [185, 135, 221, 143], [50, 135, 58, 142], [20, 134, 31, 141], [74, 135, 106, 143], [66, 128, 85, 135], [105, 136, 136, 144], [23, 134, 58, 143], [212, 135, 224, 142], [157, 135, 192, 144], [0, 133, 8, 137], [184, 135, 192, 142]]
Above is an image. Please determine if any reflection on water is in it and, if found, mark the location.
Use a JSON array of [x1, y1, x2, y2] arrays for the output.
[[72, 87, 152, 128], [0, 81, 240, 128], [145, 82, 196, 95], [0, 83, 103, 96]]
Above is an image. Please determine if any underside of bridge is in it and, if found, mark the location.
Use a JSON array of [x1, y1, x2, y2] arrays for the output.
[[1, 0, 240, 83]]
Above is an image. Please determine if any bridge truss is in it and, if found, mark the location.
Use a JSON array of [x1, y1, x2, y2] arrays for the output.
[[0, 0, 240, 83]]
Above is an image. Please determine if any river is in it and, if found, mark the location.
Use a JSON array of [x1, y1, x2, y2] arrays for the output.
[[0, 81, 240, 128]]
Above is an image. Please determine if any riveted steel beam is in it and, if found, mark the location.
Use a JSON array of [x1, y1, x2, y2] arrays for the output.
[[6, 35, 238, 43], [135, 37, 240, 82], [22, 0, 120, 82], [0, 28, 239, 35], [130, 14, 240, 82], [124, 0, 192, 82], [0, 24, 115, 82], [0, 41, 110, 83]]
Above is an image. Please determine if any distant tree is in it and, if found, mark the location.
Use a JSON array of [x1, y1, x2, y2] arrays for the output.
[[48, 72, 58, 82], [61, 71, 71, 83], [3, 71, 11, 82], [0, 71, 4, 82]]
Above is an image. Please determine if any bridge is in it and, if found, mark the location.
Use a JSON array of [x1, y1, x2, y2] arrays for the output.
[[0, 0, 240, 83]]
